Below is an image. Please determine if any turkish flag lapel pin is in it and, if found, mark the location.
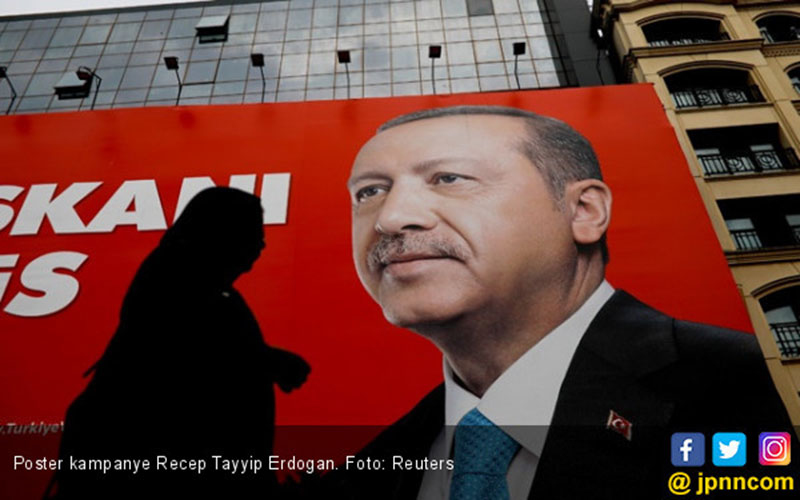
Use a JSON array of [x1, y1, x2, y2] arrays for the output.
[[606, 410, 633, 441]]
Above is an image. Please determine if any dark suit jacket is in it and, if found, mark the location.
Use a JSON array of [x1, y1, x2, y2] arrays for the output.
[[327, 290, 798, 500]]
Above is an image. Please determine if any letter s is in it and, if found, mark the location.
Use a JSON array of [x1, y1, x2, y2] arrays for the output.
[[4, 252, 89, 317], [0, 186, 24, 232]]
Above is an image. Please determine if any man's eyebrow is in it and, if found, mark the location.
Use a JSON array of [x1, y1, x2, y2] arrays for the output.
[[411, 157, 480, 175], [348, 157, 480, 189], [347, 171, 391, 189]]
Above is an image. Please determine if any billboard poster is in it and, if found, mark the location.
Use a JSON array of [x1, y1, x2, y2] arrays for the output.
[[2, 85, 787, 499]]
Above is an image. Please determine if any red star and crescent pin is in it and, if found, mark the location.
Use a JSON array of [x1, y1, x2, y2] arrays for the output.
[[606, 410, 633, 441]]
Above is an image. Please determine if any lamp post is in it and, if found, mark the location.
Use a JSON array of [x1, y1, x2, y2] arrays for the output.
[[163, 56, 182, 105], [76, 66, 102, 110], [250, 53, 266, 103], [428, 45, 442, 95], [512, 42, 526, 90], [337, 50, 351, 99], [0, 66, 18, 115]]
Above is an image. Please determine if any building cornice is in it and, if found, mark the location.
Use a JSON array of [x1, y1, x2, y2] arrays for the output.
[[622, 38, 764, 80], [726, 247, 800, 266], [594, 0, 733, 30], [599, 0, 796, 19], [631, 38, 765, 58], [762, 41, 800, 57], [593, 1, 799, 32]]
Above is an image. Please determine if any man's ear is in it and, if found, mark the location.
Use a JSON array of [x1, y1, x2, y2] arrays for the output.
[[565, 179, 612, 246]]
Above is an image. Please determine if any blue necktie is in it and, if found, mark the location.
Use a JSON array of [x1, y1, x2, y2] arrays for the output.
[[449, 408, 521, 500]]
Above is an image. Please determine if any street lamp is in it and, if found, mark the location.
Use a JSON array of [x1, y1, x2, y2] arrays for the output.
[[337, 50, 351, 99], [76, 66, 102, 110], [512, 42, 526, 90], [0, 66, 18, 115], [163, 56, 183, 105], [428, 45, 442, 95], [250, 53, 266, 103]]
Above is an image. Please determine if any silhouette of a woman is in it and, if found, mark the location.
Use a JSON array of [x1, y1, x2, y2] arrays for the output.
[[50, 187, 309, 499]]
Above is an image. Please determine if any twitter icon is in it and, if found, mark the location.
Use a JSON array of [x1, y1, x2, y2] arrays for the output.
[[713, 433, 747, 466]]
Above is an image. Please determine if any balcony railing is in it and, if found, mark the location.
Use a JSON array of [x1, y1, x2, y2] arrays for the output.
[[671, 85, 764, 109], [729, 224, 800, 251], [697, 148, 800, 176], [730, 229, 762, 250], [761, 26, 800, 44], [648, 32, 730, 47], [770, 322, 800, 358]]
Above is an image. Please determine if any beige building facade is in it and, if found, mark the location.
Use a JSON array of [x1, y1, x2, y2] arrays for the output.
[[593, 0, 800, 424]]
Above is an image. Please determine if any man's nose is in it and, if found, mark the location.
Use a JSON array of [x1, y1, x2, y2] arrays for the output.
[[374, 183, 437, 235]]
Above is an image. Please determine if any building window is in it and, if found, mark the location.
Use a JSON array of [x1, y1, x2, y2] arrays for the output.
[[642, 17, 729, 47], [788, 214, 800, 245], [757, 15, 800, 43], [788, 67, 800, 95], [725, 218, 762, 250], [665, 68, 764, 109], [689, 125, 800, 176], [53, 72, 91, 99], [195, 15, 229, 44], [719, 194, 800, 252], [466, 0, 494, 17], [760, 287, 800, 359]]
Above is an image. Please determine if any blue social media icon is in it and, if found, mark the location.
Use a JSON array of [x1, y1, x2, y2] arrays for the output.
[[671, 433, 705, 467], [713, 433, 747, 467]]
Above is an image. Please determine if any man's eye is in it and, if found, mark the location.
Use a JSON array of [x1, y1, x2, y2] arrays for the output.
[[434, 174, 462, 184], [355, 186, 385, 202]]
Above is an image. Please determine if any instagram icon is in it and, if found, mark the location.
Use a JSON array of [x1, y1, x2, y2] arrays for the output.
[[759, 433, 791, 466]]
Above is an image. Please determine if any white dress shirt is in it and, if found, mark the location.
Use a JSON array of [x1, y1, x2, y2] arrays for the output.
[[416, 281, 615, 500]]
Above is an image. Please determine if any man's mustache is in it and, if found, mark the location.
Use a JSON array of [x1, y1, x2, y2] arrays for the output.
[[367, 234, 469, 273]]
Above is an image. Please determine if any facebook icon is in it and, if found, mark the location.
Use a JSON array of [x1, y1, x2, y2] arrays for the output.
[[671, 433, 705, 467]]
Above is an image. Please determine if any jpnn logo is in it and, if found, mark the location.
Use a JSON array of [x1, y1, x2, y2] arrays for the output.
[[671, 433, 705, 467], [759, 433, 791, 466], [712, 433, 746, 467]]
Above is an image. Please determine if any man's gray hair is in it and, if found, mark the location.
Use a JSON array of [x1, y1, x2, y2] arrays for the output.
[[377, 105, 609, 262]]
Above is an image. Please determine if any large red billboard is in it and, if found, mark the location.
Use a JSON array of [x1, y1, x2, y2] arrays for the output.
[[0, 85, 753, 497]]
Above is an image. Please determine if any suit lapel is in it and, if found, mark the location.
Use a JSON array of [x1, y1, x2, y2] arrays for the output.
[[529, 291, 678, 499]]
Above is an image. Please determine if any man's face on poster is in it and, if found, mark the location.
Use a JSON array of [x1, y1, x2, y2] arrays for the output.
[[348, 114, 578, 329]]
